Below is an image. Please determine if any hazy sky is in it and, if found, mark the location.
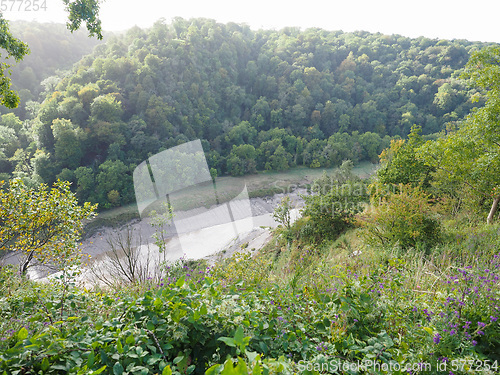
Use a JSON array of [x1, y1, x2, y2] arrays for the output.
[[4, 0, 500, 43]]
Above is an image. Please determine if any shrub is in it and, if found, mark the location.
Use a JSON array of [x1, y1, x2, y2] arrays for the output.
[[300, 165, 368, 242], [363, 184, 442, 250]]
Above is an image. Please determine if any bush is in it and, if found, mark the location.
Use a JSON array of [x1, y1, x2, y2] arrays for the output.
[[0, 179, 97, 275], [363, 184, 442, 250], [300, 163, 368, 243]]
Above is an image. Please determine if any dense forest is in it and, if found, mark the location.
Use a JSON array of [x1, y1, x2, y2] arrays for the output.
[[0, 18, 495, 209]]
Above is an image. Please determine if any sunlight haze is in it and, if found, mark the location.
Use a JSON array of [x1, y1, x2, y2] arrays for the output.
[[4, 0, 500, 43]]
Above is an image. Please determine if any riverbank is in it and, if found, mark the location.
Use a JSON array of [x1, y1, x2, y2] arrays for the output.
[[3, 163, 377, 283], [81, 189, 306, 260]]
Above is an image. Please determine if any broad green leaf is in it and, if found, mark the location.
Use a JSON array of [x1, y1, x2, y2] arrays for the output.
[[217, 337, 236, 347], [173, 356, 184, 364], [17, 327, 28, 341], [41, 357, 49, 371], [234, 326, 245, 346], [175, 276, 185, 288], [205, 364, 220, 375], [91, 366, 107, 375], [116, 339, 123, 354], [113, 362, 124, 375], [125, 334, 135, 345], [87, 350, 95, 368]]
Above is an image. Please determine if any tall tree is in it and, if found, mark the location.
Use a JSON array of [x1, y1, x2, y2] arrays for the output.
[[420, 46, 500, 224]]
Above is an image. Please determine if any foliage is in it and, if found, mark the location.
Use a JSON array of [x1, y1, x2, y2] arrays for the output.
[[0, 14, 30, 108], [377, 124, 434, 188], [0, 178, 97, 274], [150, 201, 175, 254], [0, 2, 103, 110], [206, 326, 291, 375], [419, 46, 500, 224], [62, 0, 103, 40], [5, 21, 102, 104], [363, 184, 442, 250], [300, 161, 368, 242], [3, 221, 500, 374], [2, 18, 492, 208], [272, 196, 293, 230]]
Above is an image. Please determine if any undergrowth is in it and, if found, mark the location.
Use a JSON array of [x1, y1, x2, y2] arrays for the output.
[[1, 221, 499, 374]]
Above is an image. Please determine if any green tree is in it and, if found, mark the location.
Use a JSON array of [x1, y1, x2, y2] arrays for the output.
[[269, 145, 291, 171], [75, 166, 95, 202], [0, 125, 18, 159], [359, 131, 383, 162], [272, 196, 293, 230], [363, 184, 442, 250], [52, 118, 84, 169], [378, 125, 434, 188], [226, 121, 257, 146], [95, 159, 132, 207], [227, 144, 257, 176], [0, 179, 97, 275], [420, 46, 500, 224], [301, 162, 368, 242], [90, 94, 123, 122]]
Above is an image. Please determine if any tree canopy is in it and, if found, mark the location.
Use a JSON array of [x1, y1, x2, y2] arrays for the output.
[[1, 18, 497, 209]]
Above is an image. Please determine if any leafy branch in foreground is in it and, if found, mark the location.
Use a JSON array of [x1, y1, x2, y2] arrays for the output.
[[0, 14, 30, 108], [62, 0, 104, 40], [0, 0, 103, 109]]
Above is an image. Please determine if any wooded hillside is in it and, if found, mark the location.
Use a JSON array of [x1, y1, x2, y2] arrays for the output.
[[1, 18, 495, 209]]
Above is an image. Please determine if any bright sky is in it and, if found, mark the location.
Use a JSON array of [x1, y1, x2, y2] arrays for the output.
[[4, 0, 500, 43]]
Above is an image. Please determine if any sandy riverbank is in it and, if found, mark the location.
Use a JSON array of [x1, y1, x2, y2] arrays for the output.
[[9, 190, 305, 283], [81, 190, 306, 259]]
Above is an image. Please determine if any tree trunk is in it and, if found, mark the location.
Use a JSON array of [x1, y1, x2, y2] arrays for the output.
[[487, 195, 500, 225], [20, 251, 34, 277]]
